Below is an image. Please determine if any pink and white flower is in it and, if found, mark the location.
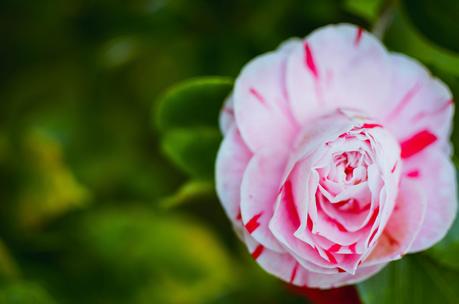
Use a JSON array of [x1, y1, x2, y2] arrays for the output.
[[216, 24, 457, 288]]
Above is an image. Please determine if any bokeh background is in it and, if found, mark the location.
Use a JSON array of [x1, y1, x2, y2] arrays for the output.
[[1, 0, 459, 303]]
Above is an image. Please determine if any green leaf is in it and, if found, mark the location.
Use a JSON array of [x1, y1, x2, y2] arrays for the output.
[[402, 0, 459, 53], [16, 129, 90, 231], [0, 282, 56, 304], [0, 239, 20, 282], [74, 208, 237, 304], [160, 180, 215, 209], [384, 9, 459, 77], [343, 0, 383, 23], [155, 77, 233, 132], [161, 127, 221, 180], [358, 255, 459, 304]]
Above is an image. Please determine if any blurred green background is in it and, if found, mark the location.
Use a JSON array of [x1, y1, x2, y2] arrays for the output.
[[0, 0, 459, 303]]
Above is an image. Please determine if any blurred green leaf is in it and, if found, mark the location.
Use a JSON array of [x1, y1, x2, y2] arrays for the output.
[[73, 208, 236, 304], [0, 282, 56, 304], [160, 180, 215, 209], [384, 9, 459, 77], [343, 0, 383, 22], [0, 240, 20, 282], [161, 127, 221, 180], [16, 129, 90, 230], [155, 77, 233, 132], [402, 0, 459, 53], [358, 255, 459, 304]]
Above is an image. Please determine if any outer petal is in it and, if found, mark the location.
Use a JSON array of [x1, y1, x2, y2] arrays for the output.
[[240, 146, 288, 252], [219, 94, 235, 135], [363, 179, 426, 266], [215, 126, 252, 224], [246, 227, 386, 289], [405, 148, 457, 252], [234, 51, 297, 152], [243, 232, 298, 284], [296, 262, 386, 289], [383, 54, 453, 145], [286, 24, 391, 125]]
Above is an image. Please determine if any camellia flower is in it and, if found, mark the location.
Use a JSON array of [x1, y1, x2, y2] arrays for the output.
[[216, 24, 456, 288]]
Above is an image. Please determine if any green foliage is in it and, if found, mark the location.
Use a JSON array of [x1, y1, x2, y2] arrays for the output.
[[0, 282, 56, 304], [343, 0, 384, 22], [155, 77, 233, 132], [161, 127, 221, 180], [72, 208, 236, 304], [402, 0, 459, 53], [155, 77, 232, 180], [358, 255, 459, 303]]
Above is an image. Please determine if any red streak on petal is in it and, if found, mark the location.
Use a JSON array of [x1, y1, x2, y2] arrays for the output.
[[222, 107, 234, 116], [387, 82, 422, 120], [349, 242, 357, 254], [361, 123, 383, 129], [368, 206, 380, 224], [368, 229, 379, 244], [304, 42, 319, 79], [337, 267, 346, 273], [354, 27, 363, 46], [236, 211, 242, 221], [400, 130, 437, 159], [385, 232, 399, 246], [249, 87, 266, 105], [307, 216, 313, 231], [245, 212, 263, 233], [325, 250, 338, 264], [251, 245, 264, 260], [328, 217, 348, 232], [328, 244, 342, 252], [290, 263, 299, 284], [391, 162, 398, 173], [412, 99, 453, 122], [284, 180, 300, 227], [406, 169, 420, 178]]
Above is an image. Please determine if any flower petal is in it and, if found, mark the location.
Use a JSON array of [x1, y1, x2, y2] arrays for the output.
[[215, 126, 252, 225], [234, 50, 298, 152], [295, 262, 386, 289], [404, 148, 457, 252], [219, 94, 235, 135], [240, 146, 289, 252], [363, 178, 426, 265], [383, 54, 453, 146], [286, 24, 391, 125]]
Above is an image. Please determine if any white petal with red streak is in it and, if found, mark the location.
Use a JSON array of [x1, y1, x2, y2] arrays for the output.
[[219, 94, 235, 135], [234, 51, 297, 152], [383, 54, 453, 144], [405, 148, 457, 252], [363, 178, 426, 266], [295, 263, 386, 289], [240, 146, 288, 252], [286, 24, 391, 125], [215, 126, 252, 223]]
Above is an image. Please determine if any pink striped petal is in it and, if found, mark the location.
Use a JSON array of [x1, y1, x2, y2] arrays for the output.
[[215, 126, 252, 225], [240, 147, 288, 252], [286, 24, 391, 125], [363, 179, 426, 266], [219, 95, 235, 135], [383, 54, 453, 145], [234, 51, 298, 152], [404, 148, 457, 252]]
